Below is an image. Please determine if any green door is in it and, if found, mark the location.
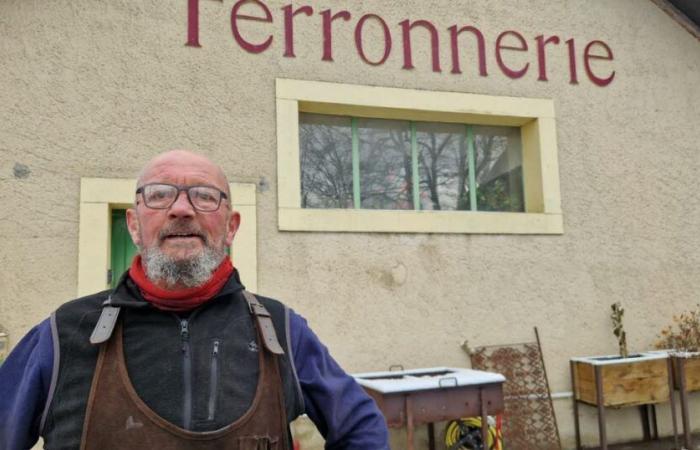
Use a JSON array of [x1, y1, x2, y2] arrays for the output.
[[110, 210, 138, 288]]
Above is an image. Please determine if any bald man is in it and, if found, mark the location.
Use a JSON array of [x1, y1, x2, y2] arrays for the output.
[[0, 151, 389, 450]]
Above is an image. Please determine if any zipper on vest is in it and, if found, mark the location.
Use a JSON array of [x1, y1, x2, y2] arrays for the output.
[[207, 339, 220, 421], [180, 318, 193, 430]]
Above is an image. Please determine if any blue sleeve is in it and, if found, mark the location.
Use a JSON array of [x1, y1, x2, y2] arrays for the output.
[[288, 310, 389, 450], [0, 319, 54, 450]]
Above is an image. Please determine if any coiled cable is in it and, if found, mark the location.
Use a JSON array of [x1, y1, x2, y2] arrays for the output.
[[444, 416, 502, 450]]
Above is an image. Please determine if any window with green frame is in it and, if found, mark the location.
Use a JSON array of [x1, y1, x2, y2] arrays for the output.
[[299, 113, 524, 213]]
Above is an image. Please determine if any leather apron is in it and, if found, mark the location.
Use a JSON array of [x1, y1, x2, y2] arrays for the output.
[[79, 319, 289, 450]]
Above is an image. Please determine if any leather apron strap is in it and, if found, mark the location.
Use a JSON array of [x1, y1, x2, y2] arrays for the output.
[[90, 297, 120, 345], [241, 290, 284, 355], [90, 291, 284, 356]]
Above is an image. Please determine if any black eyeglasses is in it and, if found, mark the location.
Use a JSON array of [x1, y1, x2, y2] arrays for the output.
[[136, 183, 228, 212]]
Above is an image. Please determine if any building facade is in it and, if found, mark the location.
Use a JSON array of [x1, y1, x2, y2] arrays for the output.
[[1, 0, 699, 448]]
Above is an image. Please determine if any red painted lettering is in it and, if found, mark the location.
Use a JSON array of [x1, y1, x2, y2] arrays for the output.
[[186, 0, 201, 47], [231, 0, 273, 54], [282, 4, 313, 58], [186, 4, 616, 88], [584, 40, 615, 86], [399, 19, 441, 72], [448, 25, 487, 76], [566, 38, 578, 84], [535, 35, 560, 81], [321, 9, 351, 61], [354, 14, 392, 66], [495, 30, 529, 79]]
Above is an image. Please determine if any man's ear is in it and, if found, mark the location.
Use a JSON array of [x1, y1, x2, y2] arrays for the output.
[[225, 210, 241, 247], [125, 208, 142, 247]]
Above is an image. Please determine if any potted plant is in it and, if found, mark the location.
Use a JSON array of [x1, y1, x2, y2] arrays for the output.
[[571, 302, 669, 408], [656, 305, 700, 389], [655, 305, 700, 447], [570, 303, 675, 450]]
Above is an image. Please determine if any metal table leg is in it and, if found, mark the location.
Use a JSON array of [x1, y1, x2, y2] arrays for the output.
[[427, 422, 435, 450], [571, 361, 582, 450], [667, 358, 679, 450], [640, 405, 651, 440], [595, 365, 608, 450], [405, 395, 415, 450], [650, 404, 658, 440], [480, 387, 489, 450], [678, 358, 692, 450]]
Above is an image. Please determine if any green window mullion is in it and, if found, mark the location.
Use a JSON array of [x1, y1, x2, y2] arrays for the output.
[[410, 122, 420, 210], [466, 125, 477, 211], [351, 117, 361, 209]]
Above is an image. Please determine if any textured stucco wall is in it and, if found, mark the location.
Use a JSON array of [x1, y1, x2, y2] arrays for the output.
[[1, 0, 699, 448]]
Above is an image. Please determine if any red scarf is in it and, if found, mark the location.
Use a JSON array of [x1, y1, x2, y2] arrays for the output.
[[129, 255, 234, 312]]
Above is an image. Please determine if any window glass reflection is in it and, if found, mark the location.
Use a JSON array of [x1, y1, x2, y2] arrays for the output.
[[299, 114, 524, 213], [300, 113, 353, 208], [416, 122, 470, 211], [473, 125, 524, 212], [357, 118, 412, 210]]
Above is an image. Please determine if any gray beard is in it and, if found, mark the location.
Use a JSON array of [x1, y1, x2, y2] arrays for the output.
[[141, 245, 226, 289]]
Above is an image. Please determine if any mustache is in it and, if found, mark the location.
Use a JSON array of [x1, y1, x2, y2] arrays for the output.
[[158, 221, 207, 244]]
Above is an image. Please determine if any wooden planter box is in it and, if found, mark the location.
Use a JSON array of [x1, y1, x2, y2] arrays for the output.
[[571, 353, 669, 407], [671, 353, 700, 391]]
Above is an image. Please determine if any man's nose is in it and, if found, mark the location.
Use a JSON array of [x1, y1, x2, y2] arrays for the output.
[[168, 191, 196, 217]]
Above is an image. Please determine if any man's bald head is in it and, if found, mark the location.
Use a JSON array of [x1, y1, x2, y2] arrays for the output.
[[137, 150, 231, 199]]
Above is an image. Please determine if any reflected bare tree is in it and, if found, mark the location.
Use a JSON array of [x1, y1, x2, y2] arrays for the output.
[[359, 122, 412, 210], [300, 117, 353, 208], [417, 129, 469, 211]]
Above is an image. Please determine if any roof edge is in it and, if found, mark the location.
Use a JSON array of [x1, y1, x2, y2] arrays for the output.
[[649, 0, 700, 41]]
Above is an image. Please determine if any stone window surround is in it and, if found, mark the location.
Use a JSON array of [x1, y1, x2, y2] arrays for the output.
[[275, 78, 563, 234]]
